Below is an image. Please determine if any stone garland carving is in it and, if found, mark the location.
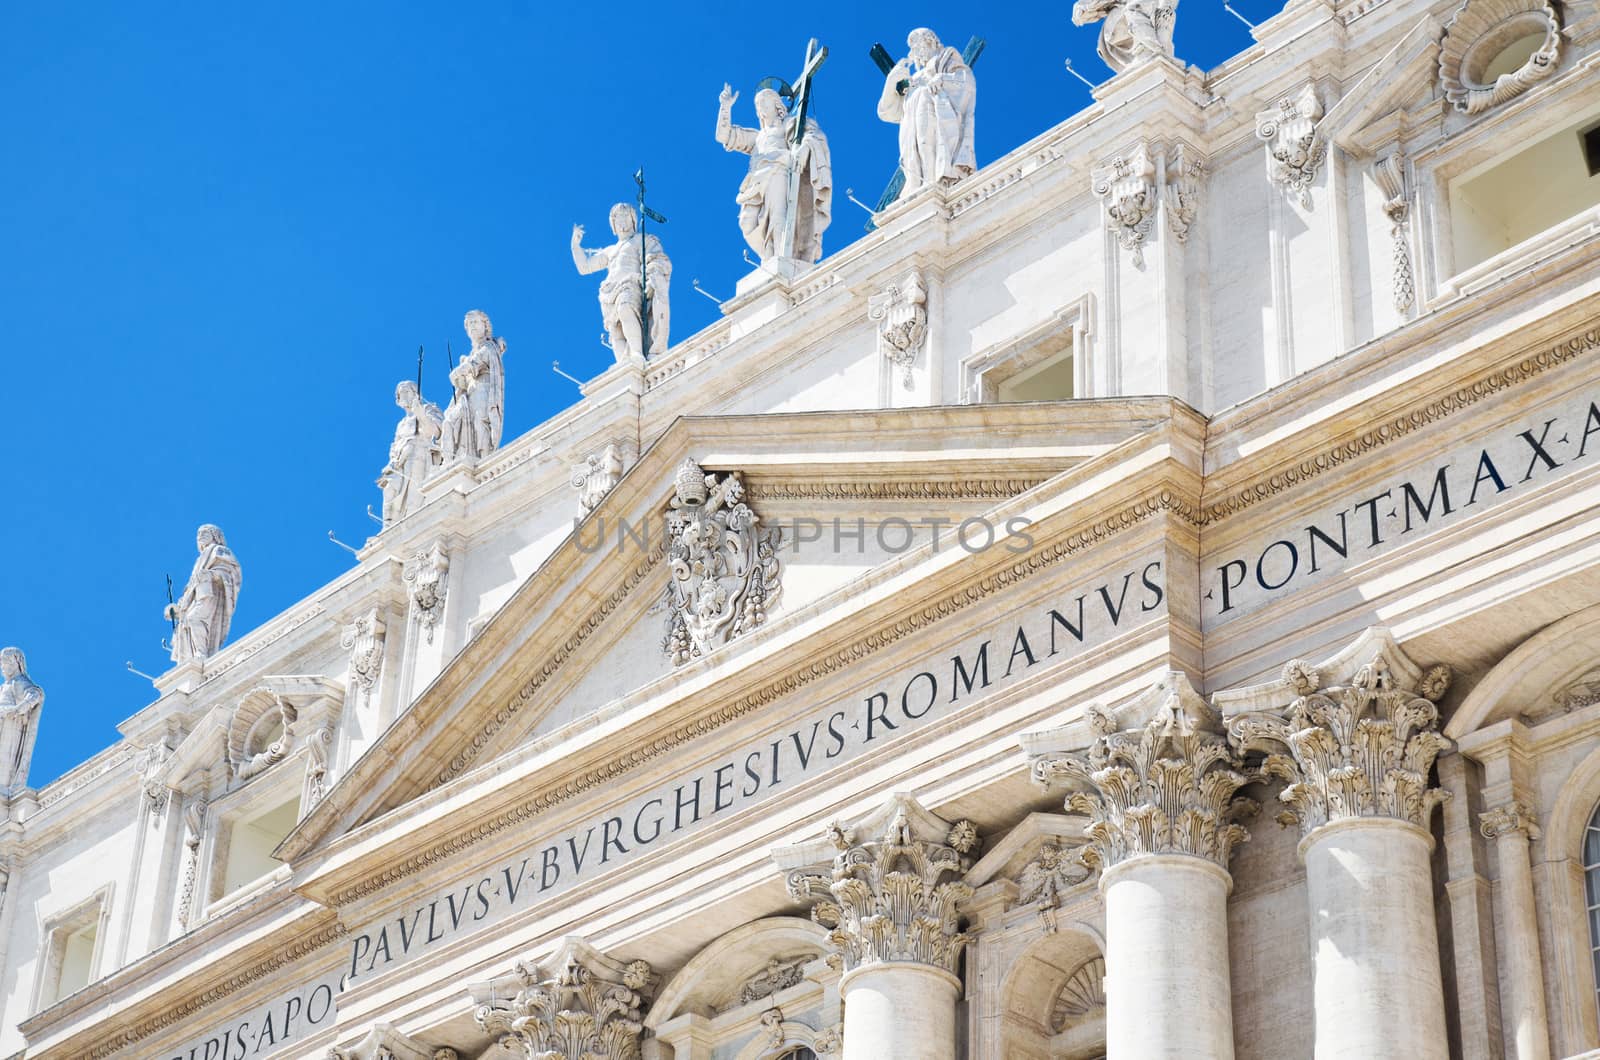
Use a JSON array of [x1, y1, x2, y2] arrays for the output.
[[340, 609, 386, 698], [1032, 695, 1255, 871], [471, 943, 656, 1060], [785, 806, 980, 975], [1255, 85, 1326, 210], [403, 542, 450, 646], [1227, 657, 1452, 834], [1164, 144, 1203, 244], [1371, 153, 1415, 314], [573, 443, 626, 517], [1050, 956, 1107, 1032], [1439, 0, 1561, 115], [867, 268, 929, 390], [1550, 666, 1600, 713], [661, 460, 782, 667], [176, 797, 208, 927], [736, 955, 812, 1007], [1481, 801, 1541, 841], [1092, 143, 1159, 267], [1014, 843, 1095, 932]]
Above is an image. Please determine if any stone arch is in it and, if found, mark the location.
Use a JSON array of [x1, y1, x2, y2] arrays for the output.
[[1444, 602, 1600, 739], [647, 917, 828, 1029], [997, 923, 1107, 1060]]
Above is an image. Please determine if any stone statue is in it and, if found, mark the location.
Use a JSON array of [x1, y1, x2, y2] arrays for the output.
[[0, 648, 43, 793], [378, 380, 444, 525], [441, 310, 507, 462], [571, 205, 671, 363], [877, 28, 977, 195], [715, 84, 833, 264], [166, 524, 242, 665], [1072, 0, 1176, 73]]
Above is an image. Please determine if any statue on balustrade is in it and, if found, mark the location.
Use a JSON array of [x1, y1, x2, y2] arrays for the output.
[[378, 379, 443, 525], [165, 523, 242, 665], [441, 309, 506, 463], [1072, 0, 1177, 73], [571, 204, 671, 363], [714, 83, 833, 264], [0, 648, 43, 793], [877, 28, 977, 195]]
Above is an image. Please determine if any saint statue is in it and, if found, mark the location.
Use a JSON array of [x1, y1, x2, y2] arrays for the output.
[[378, 379, 444, 524], [877, 28, 977, 195], [714, 84, 833, 264], [166, 524, 242, 665], [1072, 0, 1177, 73], [571, 204, 672, 363], [0, 648, 43, 793], [441, 309, 507, 463]]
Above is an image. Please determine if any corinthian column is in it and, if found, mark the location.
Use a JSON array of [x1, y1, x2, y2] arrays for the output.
[[1027, 674, 1252, 1059], [468, 937, 657, 1060], [1480, 801, 1551, 1060], [1228, 645, 1452, 1060], [773, 794, 979, 1060]]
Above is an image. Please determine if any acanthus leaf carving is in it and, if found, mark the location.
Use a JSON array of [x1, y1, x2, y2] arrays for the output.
[[1164, 143, 1204, 244], [1256, 84, 1326, 209], [1093, 142, 1158, 267], [403, 542, 450, 646], [1031, 681, 1255, 871], [779, 795, 975, 976], [868, 268, 929, 390], [1481, 800, 1541, 841], [573, 443, 626, 517], [661, 460, 781, 667], [470, 940, 656, 1060], [1227, 656, 1452, 835], [340, 608, 386, 697]]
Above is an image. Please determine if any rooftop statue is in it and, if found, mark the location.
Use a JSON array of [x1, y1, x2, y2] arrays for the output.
[[571, 204, 671, 363], [876, 28, 976, 196], [165, 523, 242, 665], [1072, 0, 1177, 73], [441, 309, 507, 463], [378, 379, 444, 525], [0, 647, 43, 793], [715, 84, 833, 265]]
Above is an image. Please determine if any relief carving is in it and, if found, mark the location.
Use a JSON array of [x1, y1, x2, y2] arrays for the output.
[[1256, 84, 1326, 209], [868, 268, 929, 390]]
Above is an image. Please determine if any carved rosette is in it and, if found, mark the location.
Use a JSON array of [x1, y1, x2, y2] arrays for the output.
[[1227, 657, 1452, 836], [403, 542, 450, 646], [1032, 693, 1254, 872], [340, 608, 386, 697], [1255, 85, 1326, 209], [573, 443, 626, 516], [867, 269, 929, 390], [1372, 154, 1415, 314], [471, 942, 657, 1060], [661, 460, 781, 667], [784, 804, 979, 976], [1481, 801, 1541, 841], [1093, 143, 1158, 268]]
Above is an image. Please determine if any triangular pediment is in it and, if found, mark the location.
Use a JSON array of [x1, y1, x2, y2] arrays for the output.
[[280, 398, 1200, 865]]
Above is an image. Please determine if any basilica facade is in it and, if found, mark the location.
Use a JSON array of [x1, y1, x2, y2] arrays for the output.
[[5, 0, 1600, 1057]]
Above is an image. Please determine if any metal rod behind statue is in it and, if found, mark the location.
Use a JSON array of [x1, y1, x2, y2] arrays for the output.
[[634, 168, 667, 358]]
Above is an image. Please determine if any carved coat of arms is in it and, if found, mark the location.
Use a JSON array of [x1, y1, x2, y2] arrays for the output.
[[661, 459, 782, 666]]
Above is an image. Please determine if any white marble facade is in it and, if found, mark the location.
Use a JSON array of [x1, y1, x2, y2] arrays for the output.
[[6, 1, 1600, 1058]]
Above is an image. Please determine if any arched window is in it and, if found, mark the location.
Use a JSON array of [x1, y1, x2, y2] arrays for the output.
[[773, 1050, 816, 1060], [1584, 801, 1600, 1018]]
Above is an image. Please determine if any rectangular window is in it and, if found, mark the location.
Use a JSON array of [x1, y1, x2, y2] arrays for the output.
[[219, 792, 301, 899], [35, 892, 107, 1012]]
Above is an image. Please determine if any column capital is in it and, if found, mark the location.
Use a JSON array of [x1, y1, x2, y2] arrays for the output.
[[469, 937, 657, 1060], [774, 793, 978, 977], [1480, 801, 1542, 842], [1228, 653, 1452, 838], [1029, 674, 1254, 872]]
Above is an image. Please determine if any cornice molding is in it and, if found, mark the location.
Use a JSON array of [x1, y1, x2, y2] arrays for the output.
[[326, 486, 1198, 907], [741, 478, 1049, 502]]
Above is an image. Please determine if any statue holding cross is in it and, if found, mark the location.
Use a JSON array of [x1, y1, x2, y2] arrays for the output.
[[874, 28, 979, 203], [714, 39, 834, 265]]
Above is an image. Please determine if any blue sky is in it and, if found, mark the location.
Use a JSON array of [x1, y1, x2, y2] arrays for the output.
[[0, 3, 1272, 785]]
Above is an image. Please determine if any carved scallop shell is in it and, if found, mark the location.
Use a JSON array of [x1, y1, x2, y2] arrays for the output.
[[1050, 956, 1107, 1031], [1438, 0, 1561, 114]]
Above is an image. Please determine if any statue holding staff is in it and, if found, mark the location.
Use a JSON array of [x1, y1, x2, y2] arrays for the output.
[[440, 309, 506, 462], [165, 524, 242, 665], [0, 648, 42, 793], [571, 204, 671, 363], [378, 379, 443, 524]]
